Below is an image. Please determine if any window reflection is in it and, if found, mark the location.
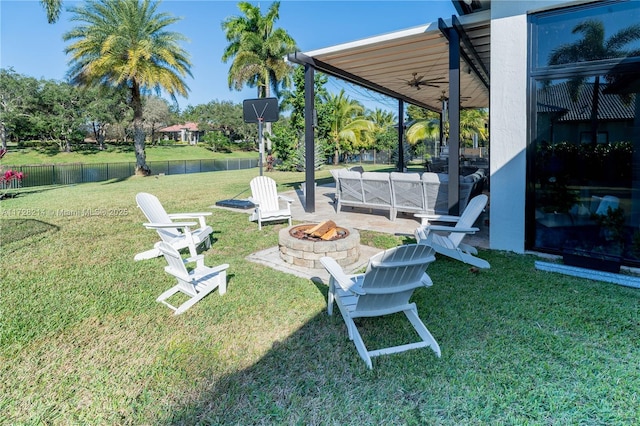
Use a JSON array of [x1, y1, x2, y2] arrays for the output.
[[534, 1, 640, 69], [532, 71, 638, 262]]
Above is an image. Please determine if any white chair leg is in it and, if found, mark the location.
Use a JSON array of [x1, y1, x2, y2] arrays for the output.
[[405, 308, 441, 357]]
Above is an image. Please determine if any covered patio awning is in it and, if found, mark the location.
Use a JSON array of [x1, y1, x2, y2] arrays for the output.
[[287, 10, 490, 112], [286, 10, 491, 214]]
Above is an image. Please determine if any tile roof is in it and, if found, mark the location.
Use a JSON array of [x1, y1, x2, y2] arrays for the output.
[[537, 82, 636, 122], [159, 122, 199, 132]]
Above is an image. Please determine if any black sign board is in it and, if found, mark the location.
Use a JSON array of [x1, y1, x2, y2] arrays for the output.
[[242, 97, 279, 123]]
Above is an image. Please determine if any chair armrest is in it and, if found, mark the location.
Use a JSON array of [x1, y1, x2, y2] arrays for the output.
[[279, 194, 294, 204], [167, 212, 212, 219], [248, 197, 260, 206], [320, 256, 364, 295], [168, 212, 211, 228], [185, 254, 205, 268], [424, 214, 460, 223], [426, 224, 479, 234], [143, 221, 196, 229], [414, 212, 460, 225]]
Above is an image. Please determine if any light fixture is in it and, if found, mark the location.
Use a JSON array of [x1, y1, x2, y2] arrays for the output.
[[463, 0, 473, 5]]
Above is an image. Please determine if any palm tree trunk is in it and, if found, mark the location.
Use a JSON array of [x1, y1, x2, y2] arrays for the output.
[[131, 84, 150, 176]]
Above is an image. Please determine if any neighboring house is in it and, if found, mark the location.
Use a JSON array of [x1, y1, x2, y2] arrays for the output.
[[158, 122, 204, 144], [288, 0, 640, 267], [537, 82, 636, 145]]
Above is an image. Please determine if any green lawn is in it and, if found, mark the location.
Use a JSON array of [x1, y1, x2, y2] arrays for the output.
[[1, 169, 638, 424], [2, 144, 256, 166]]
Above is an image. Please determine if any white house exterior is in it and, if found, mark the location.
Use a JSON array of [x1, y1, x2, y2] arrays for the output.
[[491, 0, 639, 262], [489, 1, 533, 253]]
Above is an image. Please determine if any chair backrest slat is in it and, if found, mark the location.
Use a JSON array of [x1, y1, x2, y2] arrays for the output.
[[448, 194, 488, 247], [250, 176, 280, 212], [136, 192, 180, 242], [356, 244, 435, 311]]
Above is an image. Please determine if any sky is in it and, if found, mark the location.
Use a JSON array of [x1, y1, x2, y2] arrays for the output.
[[0, 0, 458, 112]]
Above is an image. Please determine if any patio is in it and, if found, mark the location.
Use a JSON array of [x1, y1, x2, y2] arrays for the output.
[[235, 182, 489, 281]]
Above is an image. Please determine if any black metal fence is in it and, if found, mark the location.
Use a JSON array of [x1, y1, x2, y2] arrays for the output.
[[7, 158, 258, 188]]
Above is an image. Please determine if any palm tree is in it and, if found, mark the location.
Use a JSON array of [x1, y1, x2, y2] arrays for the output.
[[406, 119, 440, 145], [367, 108, 396, 133], [548, 19, 640, 143], [406, 106, 440, 145], [40, 0, 62, 23], [221, 1, 297, 150], [324, 90, 374, 165], [460, 108, 488, 148], [63, 0, 192, 175]]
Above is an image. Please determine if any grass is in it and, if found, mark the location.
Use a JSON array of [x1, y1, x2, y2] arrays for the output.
[[2, 144, 256, 166], [1, 168, 639, 425]]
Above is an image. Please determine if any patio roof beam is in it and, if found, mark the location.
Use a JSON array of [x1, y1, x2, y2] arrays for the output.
[[452, 15, 490, 87], [287, 52, 439, 113], [438, 17, 489, 90]]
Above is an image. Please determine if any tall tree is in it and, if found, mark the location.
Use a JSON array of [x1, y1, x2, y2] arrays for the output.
[[459, 108, 488, 148], [221, 1, 297, 150], [143, 96, 173, 146], [38, 80, 88, 152], [84, 85, 130, 150], [182, 100, 255, 143], [365, 108, 397, 153], [63, 0, 192, 175], [40, 0, 62, 23], [0, 68, 39, 149], [324, 90, 374, 165], [548, 19, 640, 143], [406, 106, 440, 145]]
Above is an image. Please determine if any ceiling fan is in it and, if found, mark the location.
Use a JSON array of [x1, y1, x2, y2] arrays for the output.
[[405, 72, 448, 90], [438, 91, 471, 102]]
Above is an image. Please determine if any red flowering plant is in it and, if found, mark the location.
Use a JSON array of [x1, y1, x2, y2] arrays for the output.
[[0, 168, 25, 199]]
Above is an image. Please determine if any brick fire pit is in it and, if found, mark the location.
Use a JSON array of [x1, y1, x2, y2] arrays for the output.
[[278, 223, 360, 269]]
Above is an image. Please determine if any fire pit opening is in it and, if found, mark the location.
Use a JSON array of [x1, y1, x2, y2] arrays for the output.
[[279, 221, 360, 269], [289, 220, 349, 241]]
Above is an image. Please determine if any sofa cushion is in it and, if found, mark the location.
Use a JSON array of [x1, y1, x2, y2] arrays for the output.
[[390, 172, 421, 181], [362, 171, 390, 181]]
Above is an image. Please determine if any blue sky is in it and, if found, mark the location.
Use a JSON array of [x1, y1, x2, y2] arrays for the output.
[[0, 0, 457, 112]]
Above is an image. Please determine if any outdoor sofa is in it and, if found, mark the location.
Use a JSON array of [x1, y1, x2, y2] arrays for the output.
[[331, 168, 487, 221]]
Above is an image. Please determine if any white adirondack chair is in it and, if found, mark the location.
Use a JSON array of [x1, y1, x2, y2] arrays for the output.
[[134, 192, 213, 261], [248, 176, 293, 230], [155, 241, 229, 315], [414, 194, 490, 269], [320, 244, 441, 369]]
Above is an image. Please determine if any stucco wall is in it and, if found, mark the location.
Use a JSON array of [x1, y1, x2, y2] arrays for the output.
[[489, 1, 567, 253]]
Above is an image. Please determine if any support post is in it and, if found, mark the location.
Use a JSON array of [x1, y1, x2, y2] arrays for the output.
[[397, 99, 405, 172], [304, 64, 316, 212], [448, 18, 461, 215], [258, 118, 264, 176]]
